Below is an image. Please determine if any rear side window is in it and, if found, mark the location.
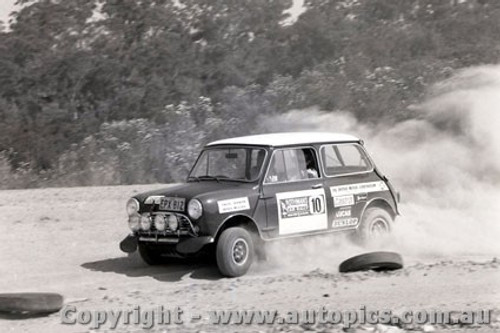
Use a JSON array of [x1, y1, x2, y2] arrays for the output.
[[265, 148, 319, 183], [321, 144, 371, 176]]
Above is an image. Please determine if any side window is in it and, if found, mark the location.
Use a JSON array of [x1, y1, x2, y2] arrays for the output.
[[265, 148, 319, 183], [321, 144, 371, 176]]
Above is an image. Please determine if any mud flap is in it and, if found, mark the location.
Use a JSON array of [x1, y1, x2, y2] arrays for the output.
[[176, 236, 214, 254], [119, 235, 138, 253]]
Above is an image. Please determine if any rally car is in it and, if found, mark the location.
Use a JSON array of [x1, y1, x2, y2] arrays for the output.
[[120, 132, 399, 277]]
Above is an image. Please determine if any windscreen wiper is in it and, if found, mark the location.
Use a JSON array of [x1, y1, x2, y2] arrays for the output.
[[197, 175, 220, 183]]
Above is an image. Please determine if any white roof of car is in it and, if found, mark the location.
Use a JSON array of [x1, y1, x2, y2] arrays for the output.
[[207, 132, 360, 147]]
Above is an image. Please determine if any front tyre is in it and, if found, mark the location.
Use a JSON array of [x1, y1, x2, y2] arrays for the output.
[[357, 207, 393, 242], [216, 227, 254, 277], [138, 243, 164, 265]]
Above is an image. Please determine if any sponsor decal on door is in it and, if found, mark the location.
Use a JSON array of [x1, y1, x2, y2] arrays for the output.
[[276, 189, 327, 235]]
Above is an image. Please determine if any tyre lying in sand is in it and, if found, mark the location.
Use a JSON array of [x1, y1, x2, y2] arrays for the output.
[[0, 292, 64, 314], [119, 132, 400, 277], [339, 252, 403, 273]]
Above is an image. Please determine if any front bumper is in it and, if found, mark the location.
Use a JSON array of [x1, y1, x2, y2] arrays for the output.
[[119, 234, 214, 255], [123, 210, 215, 255]]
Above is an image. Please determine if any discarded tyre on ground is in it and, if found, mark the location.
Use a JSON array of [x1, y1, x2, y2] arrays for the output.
[[0, 292, 64, 314], [339, 251, 403, 273]]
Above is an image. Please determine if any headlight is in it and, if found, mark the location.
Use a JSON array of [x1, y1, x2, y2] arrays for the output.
[[140, 215, 151, 230], [166, 214, 178, 231], [128, 215, 140, 231], [154, 215, 166, 231], [126, 198, 140, 216], [187, 199, 203, 220]]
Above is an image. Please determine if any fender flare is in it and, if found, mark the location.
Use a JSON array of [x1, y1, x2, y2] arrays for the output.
[[358, 197, 397, 227], [214, 214, 263, 243]]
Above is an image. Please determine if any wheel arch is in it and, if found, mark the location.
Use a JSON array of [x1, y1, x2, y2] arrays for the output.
[[214, 214, 262, 243], [361, 198, 397, 221]]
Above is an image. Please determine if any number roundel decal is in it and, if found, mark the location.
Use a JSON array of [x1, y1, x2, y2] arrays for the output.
[[309, 195, 325, 214]]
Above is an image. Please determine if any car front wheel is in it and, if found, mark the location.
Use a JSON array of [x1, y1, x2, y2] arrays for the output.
[[216, 227, 254, 277]]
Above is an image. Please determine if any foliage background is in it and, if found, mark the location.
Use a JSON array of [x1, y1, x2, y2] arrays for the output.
[[0, 0, 499, 188]]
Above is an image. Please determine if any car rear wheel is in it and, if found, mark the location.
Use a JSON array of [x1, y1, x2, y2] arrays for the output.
[[216, 227, 254, 277], [357, 207, 393, 242], [138, 243, 164, 265]]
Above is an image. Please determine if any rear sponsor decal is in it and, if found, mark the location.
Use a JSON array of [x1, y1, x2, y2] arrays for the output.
[[276, 189, 328, 235], [335, 208, 351, 218], [333, 194, 354, 207], [330, 181, 389, 196], [355, 193, 368, 202], [332, 217, 358, 228], [217, 197, 250, 214]]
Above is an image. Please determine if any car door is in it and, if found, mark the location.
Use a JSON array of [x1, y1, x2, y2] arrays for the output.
[[261, 147, 327, 238], [320, 143, 387, 231]]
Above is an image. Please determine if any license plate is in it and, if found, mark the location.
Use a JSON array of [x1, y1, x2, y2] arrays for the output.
[[159, 197, 185, 211]]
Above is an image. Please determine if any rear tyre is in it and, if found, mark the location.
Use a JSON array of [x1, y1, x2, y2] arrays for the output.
[[138, 243, 164, 265], [357, 207, 393, 242], [216, 227, 254, 277]]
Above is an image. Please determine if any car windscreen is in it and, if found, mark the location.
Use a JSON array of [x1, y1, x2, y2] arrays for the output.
[[188, 147, 266, 182]]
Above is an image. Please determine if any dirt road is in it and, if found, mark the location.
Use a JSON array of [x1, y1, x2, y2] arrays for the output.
[[0, 185, 498, 332]]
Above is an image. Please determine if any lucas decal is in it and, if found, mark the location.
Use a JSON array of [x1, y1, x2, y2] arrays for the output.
[[335, 208, 351, 218], [217, 197, 250, 214], [330, 181, 389, 196], [276, 189, 327, 235]]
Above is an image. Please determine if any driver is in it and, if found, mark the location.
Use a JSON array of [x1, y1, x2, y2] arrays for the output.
[[304, 150, 319, 178]]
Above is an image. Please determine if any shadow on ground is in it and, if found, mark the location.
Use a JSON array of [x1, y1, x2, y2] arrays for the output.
[[81, 253, 223, 282]]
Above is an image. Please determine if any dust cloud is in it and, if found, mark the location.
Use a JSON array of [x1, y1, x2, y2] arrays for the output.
[[257, 65, 500, 271]]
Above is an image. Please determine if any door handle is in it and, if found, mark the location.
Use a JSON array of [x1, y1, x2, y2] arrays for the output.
[[312, 184, 323, 189]]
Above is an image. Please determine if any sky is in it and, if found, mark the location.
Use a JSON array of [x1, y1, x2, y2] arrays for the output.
[[282, 0, 306, 26], [0, 0, 16, 25]]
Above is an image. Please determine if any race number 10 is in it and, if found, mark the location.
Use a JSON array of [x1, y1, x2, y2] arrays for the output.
[[309, 195, 325, 214]]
